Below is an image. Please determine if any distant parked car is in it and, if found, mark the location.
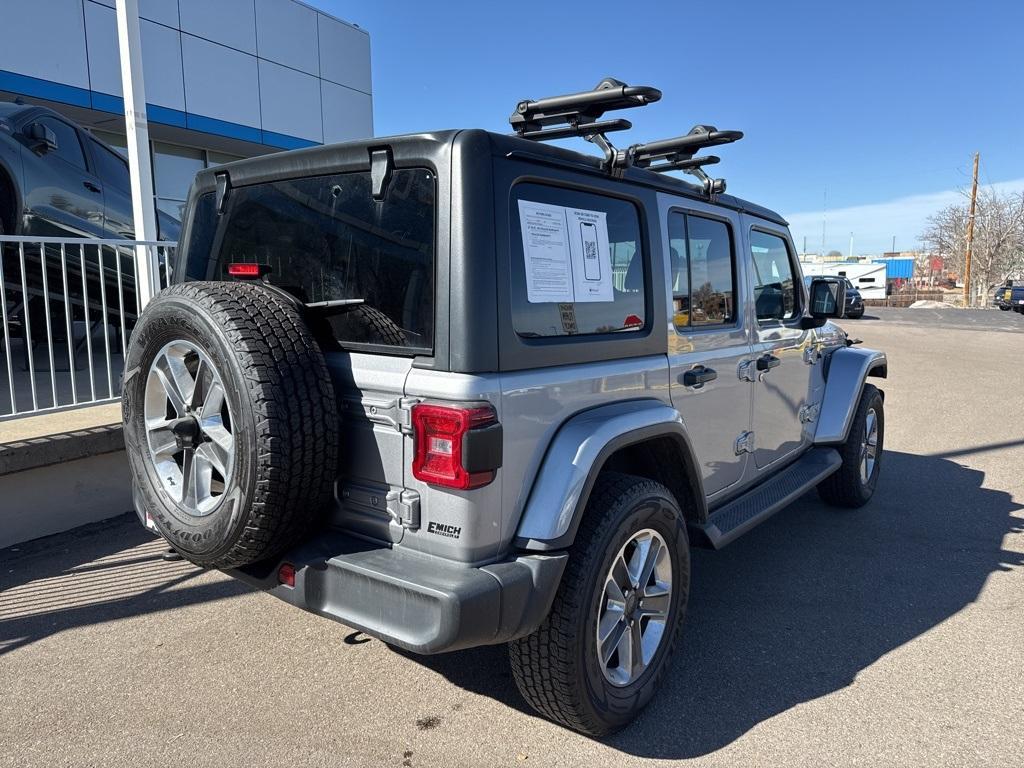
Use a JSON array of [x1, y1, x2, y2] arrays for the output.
[[0, 100, 179, 240], [995, 284, 1024, 313]]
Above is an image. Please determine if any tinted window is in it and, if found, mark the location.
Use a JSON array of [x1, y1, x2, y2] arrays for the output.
[[511, 183, 645, 338], [750, 230, 799, 321], [668, 212, 736, 328], [37, 117, 86, 171], [89, 140, 130, 192], [183, 169, 436, 353]]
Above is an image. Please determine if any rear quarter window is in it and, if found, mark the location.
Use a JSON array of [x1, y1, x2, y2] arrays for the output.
[[510, 183, 646, 338]]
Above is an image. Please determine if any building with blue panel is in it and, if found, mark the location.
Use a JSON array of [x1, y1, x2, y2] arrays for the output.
[[0, 0, 372, 221]]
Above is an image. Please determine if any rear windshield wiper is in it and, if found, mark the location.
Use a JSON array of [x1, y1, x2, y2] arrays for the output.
[[304, 298, 365, 316]]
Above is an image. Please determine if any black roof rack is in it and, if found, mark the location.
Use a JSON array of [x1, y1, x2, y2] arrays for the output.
[[509, 77, 661, 139], [510, 77, 660, 174], [509, 79, 743, 195], [629, 125, 743, 194]]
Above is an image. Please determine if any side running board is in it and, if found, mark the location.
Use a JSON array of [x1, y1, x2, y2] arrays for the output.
[[691, 447, 842, 549]]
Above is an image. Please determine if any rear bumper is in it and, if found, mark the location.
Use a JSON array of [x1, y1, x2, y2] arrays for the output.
[[229, 532, 568, 654]]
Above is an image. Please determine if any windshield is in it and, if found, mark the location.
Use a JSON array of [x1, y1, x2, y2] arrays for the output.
[[181, 168, 436, 354]]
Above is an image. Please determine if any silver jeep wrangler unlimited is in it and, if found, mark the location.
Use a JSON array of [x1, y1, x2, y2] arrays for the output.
[[123, 80, 887, 736]]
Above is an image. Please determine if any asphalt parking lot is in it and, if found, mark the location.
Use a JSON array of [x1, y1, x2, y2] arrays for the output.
[[2, 306, 1022, 768]]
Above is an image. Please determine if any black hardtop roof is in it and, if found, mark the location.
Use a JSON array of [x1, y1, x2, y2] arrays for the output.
[[0, 100, 39, 120], [194, 128, 788, 227]]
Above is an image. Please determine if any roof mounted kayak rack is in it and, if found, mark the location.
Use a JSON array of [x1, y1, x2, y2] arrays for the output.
[[509, 79, 743, 195]]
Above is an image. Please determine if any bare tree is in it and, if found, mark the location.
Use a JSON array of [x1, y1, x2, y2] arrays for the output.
[[921, 187, 1024, 303]]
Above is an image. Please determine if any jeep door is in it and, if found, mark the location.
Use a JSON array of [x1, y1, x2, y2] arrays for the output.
[[662, 198, 753, 499], [742, 219, 813, 471]]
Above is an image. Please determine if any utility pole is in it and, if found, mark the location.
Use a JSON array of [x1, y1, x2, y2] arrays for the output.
[[821, 188, 827, 257], [963, 151, 980, 307], [849, 232, 854, 260], [115, 0, 158, 308]]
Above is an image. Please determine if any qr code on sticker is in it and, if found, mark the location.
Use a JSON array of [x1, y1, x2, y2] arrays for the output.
[[584, 239, 597, 259]]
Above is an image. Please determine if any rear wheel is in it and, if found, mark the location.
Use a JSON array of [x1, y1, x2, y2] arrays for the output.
[[999, 305, 1011, 311], [817, 383, 884, 508], [509, 473, 690, 736]]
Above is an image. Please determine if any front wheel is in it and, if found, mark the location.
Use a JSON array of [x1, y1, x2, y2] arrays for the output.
[[509, 473, 690, 736], [817, 383, 884, 507], [999, 305, 1011, 311]]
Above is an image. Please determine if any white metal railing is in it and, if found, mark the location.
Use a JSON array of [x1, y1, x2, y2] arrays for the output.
[[0, 235, 176, 422]]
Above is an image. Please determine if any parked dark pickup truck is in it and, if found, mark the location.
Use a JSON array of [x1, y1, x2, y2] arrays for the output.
[[0, 100, 179, 240]]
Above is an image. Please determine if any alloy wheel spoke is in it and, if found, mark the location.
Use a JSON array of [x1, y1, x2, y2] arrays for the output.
[[636, 535, 662, 591], [604, 574, 626, 605], [195, 441, 227, 478], [180, 448, 197, 509], [146, 418, 178, 456], [610, 552, 632, 593], [628, 621, 645, 677], [201, 422, 233, 471], [201, 379, 225, 419], [152, 357, 187, 417], [189, 357, 208, 410], [601, 618, 628, 665], [192, 447, 216, 509], [639, 584, 671, 619], [627, 536, 653, 589]]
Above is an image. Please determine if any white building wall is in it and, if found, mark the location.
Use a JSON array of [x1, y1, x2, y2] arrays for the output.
[[0, 0, 91, 90], [0, 0, 372, 146], [800, 262, 889, 300]]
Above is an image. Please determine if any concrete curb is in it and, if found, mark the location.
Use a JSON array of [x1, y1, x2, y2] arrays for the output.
[[0, 424, 125, 476]]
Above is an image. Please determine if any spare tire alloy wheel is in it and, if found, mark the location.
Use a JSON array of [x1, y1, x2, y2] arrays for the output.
[[145, 340, 234, 516], [123, 282, 339, 569]]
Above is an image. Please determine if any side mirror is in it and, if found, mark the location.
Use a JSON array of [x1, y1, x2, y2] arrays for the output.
[[801, 278, 846, 328], [25, 122, 58, 154], [808, 277, 846, 318]]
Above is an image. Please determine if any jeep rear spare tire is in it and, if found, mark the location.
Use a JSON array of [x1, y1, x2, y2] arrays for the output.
[[122, 281, 339, 569]]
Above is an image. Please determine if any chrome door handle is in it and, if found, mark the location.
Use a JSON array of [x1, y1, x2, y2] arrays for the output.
[[756, 354, 780, 372]]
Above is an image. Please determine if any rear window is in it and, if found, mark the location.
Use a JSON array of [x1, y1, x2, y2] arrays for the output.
[[510, 183, 646, 338], [182, 169, 435, 354]]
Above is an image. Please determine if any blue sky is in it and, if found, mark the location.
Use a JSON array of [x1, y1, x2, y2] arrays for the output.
[[319, 0, 1024, 254]]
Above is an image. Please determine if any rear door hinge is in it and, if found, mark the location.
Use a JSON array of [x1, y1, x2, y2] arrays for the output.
[[398, 396, 420, 434], [389, 489, 421, 530], [734, 431, 755, 455]]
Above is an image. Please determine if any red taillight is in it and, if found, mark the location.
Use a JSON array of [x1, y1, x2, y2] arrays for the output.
[[411, 403, 498, 490], [277, 563, 296, 588], [227, 262, 269, 278]]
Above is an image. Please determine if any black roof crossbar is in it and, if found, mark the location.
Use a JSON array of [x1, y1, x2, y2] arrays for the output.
[[509, 78, 661, 139], [646, 154, 720, 174], [630, 125, 743, 167], [517, 118, 632, 142], [629, 125, 743, 195], [510, 78, 661, 174]]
